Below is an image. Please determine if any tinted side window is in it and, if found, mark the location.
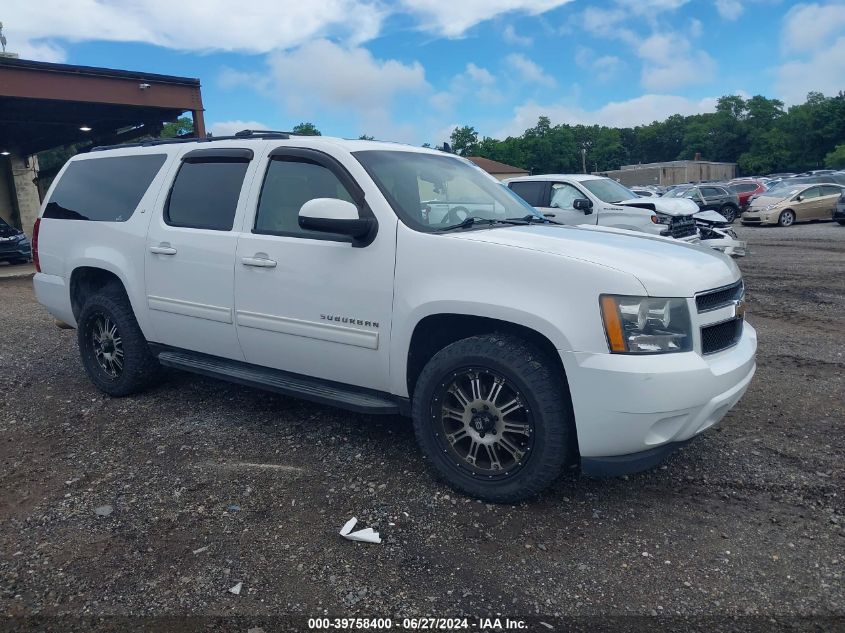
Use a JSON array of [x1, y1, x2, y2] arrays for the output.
[[508, 181, 547, 206], [800, 187, 820, 200], [254, 159, 354, 238], [700, 187, 721, 197], [166, 161, 248, 231], [821, 185, 842, 196], [44, 154, 167, 221]]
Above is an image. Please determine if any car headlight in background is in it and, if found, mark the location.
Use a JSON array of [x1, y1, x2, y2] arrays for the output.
[[600, 295, 692, 354], [650, 213, 671, 225]]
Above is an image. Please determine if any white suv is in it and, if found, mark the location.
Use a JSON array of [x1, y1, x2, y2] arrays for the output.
[[32, 132, 756, 502]]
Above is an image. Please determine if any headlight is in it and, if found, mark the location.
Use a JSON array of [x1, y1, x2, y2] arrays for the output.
[[600, 295, 692, 354], [650, 213, 671, 225]]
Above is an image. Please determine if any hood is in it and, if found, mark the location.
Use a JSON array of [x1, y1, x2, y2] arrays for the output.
[[448, 224, 739, 297], [750, 194, 791, 207], [0, 224, 23, 239], [694, 210, 728, 224], [619, 197, 699, 217]]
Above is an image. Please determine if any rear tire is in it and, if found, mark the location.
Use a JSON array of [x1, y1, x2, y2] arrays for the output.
[[778, 209, 796, 227], [77, 284, 160, 396], [411, 333, 572, 503], [837, 220, 845, 226], [719, 205, 738, 223]]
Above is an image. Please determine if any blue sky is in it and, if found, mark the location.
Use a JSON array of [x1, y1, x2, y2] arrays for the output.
[[5, 1, 845, 144]]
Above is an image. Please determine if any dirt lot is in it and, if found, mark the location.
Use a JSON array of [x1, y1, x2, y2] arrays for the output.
[[1, 223, 843, 631]]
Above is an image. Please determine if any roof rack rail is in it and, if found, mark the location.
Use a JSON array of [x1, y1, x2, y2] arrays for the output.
[[91, 130, 295, 152], [233, 129, 293, 139]]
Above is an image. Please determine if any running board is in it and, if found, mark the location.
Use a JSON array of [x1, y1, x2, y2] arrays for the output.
[[157, 350, 400, 415]]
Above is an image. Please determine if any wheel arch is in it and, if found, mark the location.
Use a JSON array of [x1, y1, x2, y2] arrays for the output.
[[406, 313, 570, 393], [406, 314, 580, 469]]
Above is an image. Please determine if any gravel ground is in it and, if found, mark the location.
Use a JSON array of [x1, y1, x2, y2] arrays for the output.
[[1, 222, 843, 632]]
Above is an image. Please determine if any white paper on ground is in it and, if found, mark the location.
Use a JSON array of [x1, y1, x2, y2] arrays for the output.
[[228, 581, 243, 595], [339, 516, 382, 544]]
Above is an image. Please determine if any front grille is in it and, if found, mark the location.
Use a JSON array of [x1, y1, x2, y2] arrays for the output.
[[701, 318, 743, 355], [668, 215, 697, 239], [696, 280, 744, 312]]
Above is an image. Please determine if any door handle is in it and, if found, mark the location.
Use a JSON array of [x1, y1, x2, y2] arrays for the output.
[[241, 256, 277, 268], [149, 244, 177, 255]]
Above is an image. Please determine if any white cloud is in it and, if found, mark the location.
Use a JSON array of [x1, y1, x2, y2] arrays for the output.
[[575, 48, 623, 82], [3, 0, 385, 56], [505, 53, 556, 86], [11, 40, 67, 63], [264, 40, 428, 117], [715, 0, 744, 20], [502, 24, 533, 46], [451, 63, 503, 106], [637, 33, 716, 90], [497, 94, 718, 137], [400, 0, 575, 38], [209, 120, 271, 136], [777, 35, 845, 104], [781, 2, 845, 55]]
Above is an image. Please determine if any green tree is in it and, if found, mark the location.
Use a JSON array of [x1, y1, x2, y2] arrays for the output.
[[161, 116, 194, 138], [450, 125, 479, 155], [825, 144, 845, 169], [292, 122, 321, 136], [358, 134, 375, 140]]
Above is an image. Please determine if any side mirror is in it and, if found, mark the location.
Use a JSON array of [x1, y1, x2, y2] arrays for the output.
[[573, 198, 593, 214], [795, 195, 803, 202], [299, 198, 377, 243]]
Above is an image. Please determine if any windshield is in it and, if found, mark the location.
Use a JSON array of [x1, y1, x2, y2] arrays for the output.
[[580, 178, 637, 204], [761, 187, 802, 200], [353, 150, 544, 231], [664, 187, 696, 199]]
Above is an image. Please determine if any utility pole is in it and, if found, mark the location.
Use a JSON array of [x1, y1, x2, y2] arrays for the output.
[[581, 148, 586, 174]]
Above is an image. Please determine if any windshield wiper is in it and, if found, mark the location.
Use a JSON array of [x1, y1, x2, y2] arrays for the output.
[[435, 217, 529, 232], [508, 214, 562, 225]]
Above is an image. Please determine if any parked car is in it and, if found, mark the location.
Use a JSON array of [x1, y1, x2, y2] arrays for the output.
[[663, 184, 741, 223], [834, 189, 845, 225], [32, 133, 756, 502], [506, 175, 745, 256], [742, 183, 844, 226], [631, 187, 661, 198], [727, 180, 767, 210], [0, 216, 32, 264]]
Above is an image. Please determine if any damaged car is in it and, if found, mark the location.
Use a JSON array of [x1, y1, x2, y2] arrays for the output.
[[507, 175, 746, 257]]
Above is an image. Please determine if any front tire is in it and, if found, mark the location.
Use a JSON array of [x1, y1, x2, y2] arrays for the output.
[[778, 209, 796, 227], [411, 333, 572, 503], [77, 285, 160, 396]]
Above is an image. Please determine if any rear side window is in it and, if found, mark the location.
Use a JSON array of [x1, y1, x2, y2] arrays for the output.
[[166, 160, 249, 231], [254, 159, 354, 238], [508, 181, 547, 206], [44, 154, 166, 221]]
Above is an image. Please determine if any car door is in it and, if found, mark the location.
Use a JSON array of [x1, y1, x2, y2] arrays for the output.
[[699, 187, 723, 212], [542, 182, 598, 225], [145, 147, 256, 360], [818, 186, 842, 219], [233, 146, 396, 391], [793, 186, 820, 221]]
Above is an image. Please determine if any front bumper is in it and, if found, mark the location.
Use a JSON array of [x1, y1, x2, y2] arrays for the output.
[[741, 211, 776, 225], [701, 236, 746, 257], [561, 323, 757, 474], [0, 237, 31, 261]]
